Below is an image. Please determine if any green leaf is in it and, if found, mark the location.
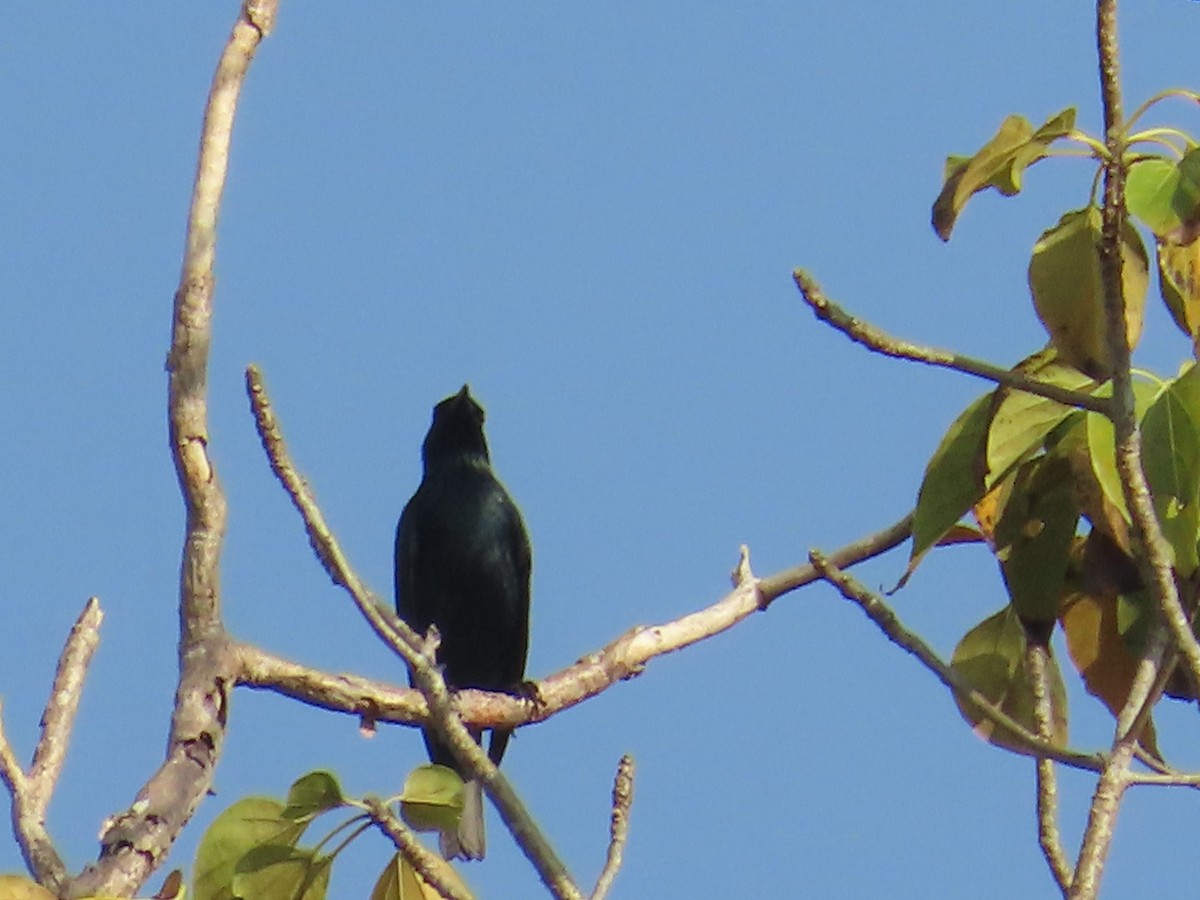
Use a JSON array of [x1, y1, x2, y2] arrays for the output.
[[905, 392, 993, 581], [950, 607, 1069, 750], [1157, 237, 1200, 340], [1116, 589, 1153, 651], [399, 765, 465, 835], [282, 771, 346, 822], [994, 455, 1080, 626], [1085, 378, 1163, 527], [231, 845, 331, 900], [1028, 207, 1149, 378], [985, 350, 1096, 483], [193, 798, 308, 900], [1141, 366, 1200, 576], [1170, 360, 1200, 412], [1127, 149, 1200, 239], [932, 107, 1076, 240]]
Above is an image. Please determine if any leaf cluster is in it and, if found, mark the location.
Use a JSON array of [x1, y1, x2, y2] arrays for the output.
[[191, 768, 471, 900], [914, 97, 1200, 755]]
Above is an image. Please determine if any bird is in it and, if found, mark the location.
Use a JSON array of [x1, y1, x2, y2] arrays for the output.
[[394, 385, 531, 860]]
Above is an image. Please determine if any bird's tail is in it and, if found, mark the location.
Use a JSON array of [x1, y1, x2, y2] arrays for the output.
[[441, 779, 486, 861]]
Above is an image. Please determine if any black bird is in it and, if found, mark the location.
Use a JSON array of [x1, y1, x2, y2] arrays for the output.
[[394, 385, 531, 860]]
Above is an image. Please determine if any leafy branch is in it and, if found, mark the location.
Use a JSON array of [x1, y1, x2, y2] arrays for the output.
[[793, 2, 1200, 898]]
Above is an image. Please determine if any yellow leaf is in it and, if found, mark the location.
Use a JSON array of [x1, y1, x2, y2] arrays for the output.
[[1158, 237, 1200, 343], [1060, 585, 1159, 758], [371, 853, 473, 900], [0, 875, 57, 900]]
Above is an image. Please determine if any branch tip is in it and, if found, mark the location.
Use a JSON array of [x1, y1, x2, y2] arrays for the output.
[[591, 754, 635, 900]]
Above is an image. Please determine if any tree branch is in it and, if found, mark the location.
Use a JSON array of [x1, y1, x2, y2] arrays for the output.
[[0, 598, 103, 894], [758, 513, 913, 601], [793, 270, 1109, 414], [590, 755, 634, 900], [244, 365, 423, 662], [69, 4, 278, 896], [1089, 4, 1200, 696], [363, 797, 473, 900], [1027, 642, 1071, 895], [1068, 3, 1181, 896], [808, 552, 1106, 772], [236, 512, 915, 735]]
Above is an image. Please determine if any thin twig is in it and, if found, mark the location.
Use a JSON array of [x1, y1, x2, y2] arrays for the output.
[[363, 797, 473, 900], [1126, 771, 1200, 788], [69, 4, 277, 896], [793, 270, 1110, 414], [245, 365, 422, 661], [758, 512, 912, 601], [808, 552, 1105, 772], [244, 364, 585, 900], [590, 755, 634, 900], [1027, 642, 1072, 895]]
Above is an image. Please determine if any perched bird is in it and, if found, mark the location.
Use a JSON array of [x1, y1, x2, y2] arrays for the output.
[[394, 385, 531, 860]]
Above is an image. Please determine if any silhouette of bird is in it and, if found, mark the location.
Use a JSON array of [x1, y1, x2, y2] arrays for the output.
[[394, 385, 531, 860]]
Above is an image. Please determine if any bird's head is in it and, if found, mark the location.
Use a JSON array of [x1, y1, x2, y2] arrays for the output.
[[421, 384, 490, 468]]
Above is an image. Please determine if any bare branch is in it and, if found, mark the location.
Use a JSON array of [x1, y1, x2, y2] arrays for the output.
[[590, 755, 634, 900], [362, 797, 473, 900], [69, 4, 278, 896], [1070, 744, 1134, 900], [1027, 642, 1071, 895], [236, 642, 426, 720], [0, 598, 101, 893], [29, 598, 103, 805], [0, 708, 23, 800], [0, 707, 53, 889], [758, 512, 912, 601], [237, 512, 912, 737], [245, 365, 422, 662], [793, 270, 1109, 414], [808, 552, 1105, 772], [1126, 771, 1200, 788]]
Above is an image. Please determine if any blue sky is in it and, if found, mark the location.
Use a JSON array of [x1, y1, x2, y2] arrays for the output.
[[4, 3, 1200, 897]]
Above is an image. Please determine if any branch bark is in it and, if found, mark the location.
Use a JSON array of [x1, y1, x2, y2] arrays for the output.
[[232, 524, 932, 734], [793, 270, 1109, 414], [808, 553, 1105, 771], [1028, 642, 1071, 895], [589, 755, 634, 900], [363, 798, 473, 900], [1069, 2, 1192, 896], [0, 598, 102, 895], [68, 4, 278, 896]]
